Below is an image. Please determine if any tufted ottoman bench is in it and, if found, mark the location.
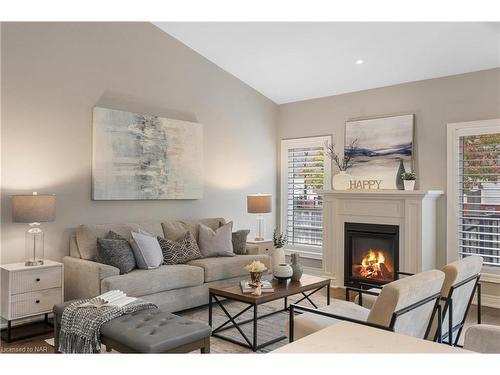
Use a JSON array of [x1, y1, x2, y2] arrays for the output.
[[53, 302, 211, 353]]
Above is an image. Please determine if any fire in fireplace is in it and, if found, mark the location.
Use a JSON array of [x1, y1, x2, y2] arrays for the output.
[[345, 223, 399, 287]]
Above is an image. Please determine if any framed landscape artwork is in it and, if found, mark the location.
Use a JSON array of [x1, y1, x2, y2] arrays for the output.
[[345, 114, 414, 189], [92, 107, 203, 200]]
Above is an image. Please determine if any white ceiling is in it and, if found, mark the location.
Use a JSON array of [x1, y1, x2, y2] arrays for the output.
[[154, 22, 500, 104]]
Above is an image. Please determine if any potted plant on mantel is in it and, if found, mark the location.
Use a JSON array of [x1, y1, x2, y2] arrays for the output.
[[325, 139, 357, 190], [402, 172, 416, 191]]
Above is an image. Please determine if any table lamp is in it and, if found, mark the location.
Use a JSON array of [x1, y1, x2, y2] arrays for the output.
[[247, 194, 272, 241], [12, 192, 56, 266]]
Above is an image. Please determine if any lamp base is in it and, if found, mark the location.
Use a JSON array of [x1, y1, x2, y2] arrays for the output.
[[25, 259, 44, 266]]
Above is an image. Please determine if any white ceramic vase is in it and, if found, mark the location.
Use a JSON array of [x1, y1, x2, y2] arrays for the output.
[[271, 246, 286, 268], [331, 171, 352, 190], [404, 180, 416, 191], [273, 263, 293, 282]]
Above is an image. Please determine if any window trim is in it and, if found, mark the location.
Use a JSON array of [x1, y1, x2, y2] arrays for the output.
[[280, 135, 332, 258], [446, 118, 500, 275]]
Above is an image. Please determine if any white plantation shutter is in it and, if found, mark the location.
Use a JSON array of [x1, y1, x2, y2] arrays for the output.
[[281, 136, 331, 257], [456, 130, 500, 267]]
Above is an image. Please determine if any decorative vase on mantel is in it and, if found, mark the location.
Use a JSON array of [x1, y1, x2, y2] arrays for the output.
[[290, 253, 303, 281], [395, 159, 406, 190], [331, 171, 352, 190]]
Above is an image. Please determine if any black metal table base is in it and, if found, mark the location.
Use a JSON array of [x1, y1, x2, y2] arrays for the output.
[[1, 313, 53, 343], [209, 284, 329, 352]]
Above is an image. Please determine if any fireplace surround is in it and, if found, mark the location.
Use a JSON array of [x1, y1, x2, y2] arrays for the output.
[[344, 222, 399, 287], [319, 190, 444, 288]]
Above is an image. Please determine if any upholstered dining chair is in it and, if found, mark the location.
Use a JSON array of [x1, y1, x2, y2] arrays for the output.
[[464, 324, 500, 353], [288, 269, 445, 342], [352, 256, 483, 346]]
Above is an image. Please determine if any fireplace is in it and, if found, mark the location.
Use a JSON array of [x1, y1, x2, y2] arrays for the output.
[[344, 222, 399, 287]]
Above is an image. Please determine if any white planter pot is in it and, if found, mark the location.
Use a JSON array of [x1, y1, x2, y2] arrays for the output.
[[404, 180, 416, 191], [331, 171, 352, 190], [271, 247, 286, 268]]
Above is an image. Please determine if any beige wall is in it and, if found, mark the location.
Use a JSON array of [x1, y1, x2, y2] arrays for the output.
[[277, 68, 500, 272], [1, 22, 278, 263]]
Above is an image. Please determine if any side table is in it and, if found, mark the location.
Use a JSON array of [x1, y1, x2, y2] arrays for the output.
[[1, 260, 63, 342]]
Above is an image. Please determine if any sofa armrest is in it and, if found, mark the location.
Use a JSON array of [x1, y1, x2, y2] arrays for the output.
[[63, 256, 120, 300]]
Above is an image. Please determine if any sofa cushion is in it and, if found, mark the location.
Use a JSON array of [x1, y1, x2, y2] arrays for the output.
[[76, 222, 163, 260], [158, 232, 202, 265], [130, 231, 163, 269], [187, 254, 270, 282], [232, 230, 250, 255], [100, 264, 204, 296], [198, 222, 235, 258], [96, 237, 136, 274], [162, 218, 226, 242]]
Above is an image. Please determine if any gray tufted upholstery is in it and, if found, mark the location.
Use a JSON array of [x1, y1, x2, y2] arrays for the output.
[[53, 302, 211, 353]]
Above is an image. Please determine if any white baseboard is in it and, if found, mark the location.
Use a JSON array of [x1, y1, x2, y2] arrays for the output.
[[473, 293, 500, 309]]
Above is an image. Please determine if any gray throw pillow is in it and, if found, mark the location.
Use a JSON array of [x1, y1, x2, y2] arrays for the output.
[[198, 221, 235, 257], [157, 232, 202, 265], [96, 231, 136, 274], [232, 230, 250, 255], [130, 231, 163, 269]]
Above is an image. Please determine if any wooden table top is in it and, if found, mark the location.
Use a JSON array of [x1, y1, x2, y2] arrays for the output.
[[273, 321, 471, 353], [209, 274, 330, 305]]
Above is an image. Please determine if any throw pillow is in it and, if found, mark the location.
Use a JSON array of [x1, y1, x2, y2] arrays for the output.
[[130, 231, 163, 269], [198, 221, 235, 257], [232, 229, 250, 255], [157, 232, 203, 265], [96, 231, 136, 274]]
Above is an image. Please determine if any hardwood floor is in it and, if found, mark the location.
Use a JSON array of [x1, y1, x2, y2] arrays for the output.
[[1, 287, 498, 354]]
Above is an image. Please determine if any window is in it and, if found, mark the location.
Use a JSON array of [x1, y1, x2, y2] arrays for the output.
[[447, 120, 500, 269], [281, 136, 331, 259]]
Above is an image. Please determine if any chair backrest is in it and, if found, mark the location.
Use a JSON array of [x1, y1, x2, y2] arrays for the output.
[[440, 255, 483, 335], [367, 269, 445, 338]]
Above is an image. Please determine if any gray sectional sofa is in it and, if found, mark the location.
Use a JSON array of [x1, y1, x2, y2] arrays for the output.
[[63, 217, 270, 313]]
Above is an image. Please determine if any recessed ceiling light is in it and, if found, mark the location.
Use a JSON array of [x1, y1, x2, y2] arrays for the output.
[[355, 59, 364, 65]]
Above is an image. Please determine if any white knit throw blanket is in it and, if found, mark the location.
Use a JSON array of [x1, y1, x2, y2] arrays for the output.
[[58, 298, 157, 354]]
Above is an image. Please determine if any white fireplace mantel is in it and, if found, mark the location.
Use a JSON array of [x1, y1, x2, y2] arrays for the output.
[[319, 189, 444, 288]]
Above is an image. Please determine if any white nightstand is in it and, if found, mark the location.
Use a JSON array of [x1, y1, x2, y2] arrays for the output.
[[1, 260, 63, 342]]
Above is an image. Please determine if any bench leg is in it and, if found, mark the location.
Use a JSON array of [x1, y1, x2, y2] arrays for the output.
[[201, 337, 210, 354]]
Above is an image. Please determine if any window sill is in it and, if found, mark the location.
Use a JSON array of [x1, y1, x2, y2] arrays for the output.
[[284, 248, 322, 261]]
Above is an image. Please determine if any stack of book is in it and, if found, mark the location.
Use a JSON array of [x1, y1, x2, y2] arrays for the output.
[[77, 290, 137, 308], [240, 280, 274, 293]]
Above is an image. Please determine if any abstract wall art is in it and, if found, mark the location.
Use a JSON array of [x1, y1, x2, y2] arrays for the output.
[[92, 107, 203, 200], [345, 114, 414, 189]]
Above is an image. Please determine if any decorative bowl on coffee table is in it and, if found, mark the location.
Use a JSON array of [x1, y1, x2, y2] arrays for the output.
[[273, 263, 293, 283]]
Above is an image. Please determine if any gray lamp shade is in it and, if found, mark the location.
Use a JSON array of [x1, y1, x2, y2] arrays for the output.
[[12, 194, 56, 223], [247, 194, 272, 214]]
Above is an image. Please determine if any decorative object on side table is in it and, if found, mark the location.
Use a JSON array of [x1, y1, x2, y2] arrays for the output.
[[11, 192, 56, 266], [290, 253, 303, 281], [325, 139, 357, 190], [273, 263, 293, 283], [244, 260, 267, 287], [247, 194, 272, 240], [272, 228, 287, 267], [402, 171, 416, 191]]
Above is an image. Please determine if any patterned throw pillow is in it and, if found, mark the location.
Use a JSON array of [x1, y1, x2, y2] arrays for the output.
[[96, 231, 136, 274], [232, 230, 250, 255], [157, 232, 203, 265]]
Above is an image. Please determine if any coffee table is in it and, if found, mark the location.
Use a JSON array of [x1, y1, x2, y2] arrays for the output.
[[208, 274, 330, 351]]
